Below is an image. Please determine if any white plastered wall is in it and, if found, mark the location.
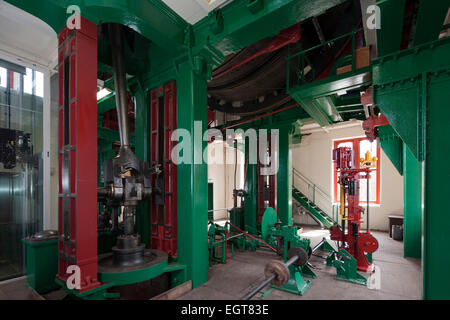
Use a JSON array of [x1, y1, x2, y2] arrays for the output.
[[292, 124, 404, 231]]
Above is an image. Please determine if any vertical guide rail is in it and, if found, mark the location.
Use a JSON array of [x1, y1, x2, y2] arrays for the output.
[[150, 82, 178, 257], [57, 17, 100, 292], [257, 134, 276, 224]]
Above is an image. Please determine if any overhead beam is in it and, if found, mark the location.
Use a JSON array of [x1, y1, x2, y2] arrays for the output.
[[413, 0, 450, 46], [5, 0, 188, 54], [376, 0, 406, 56], [192, 0, 348, 61]]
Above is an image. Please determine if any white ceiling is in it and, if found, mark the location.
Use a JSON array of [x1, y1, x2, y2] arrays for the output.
[[0, 1, 58, 70], [162, 0, 232, 24]]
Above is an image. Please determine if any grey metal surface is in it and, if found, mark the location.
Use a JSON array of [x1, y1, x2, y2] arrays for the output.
[[108, 23, 130, 148]]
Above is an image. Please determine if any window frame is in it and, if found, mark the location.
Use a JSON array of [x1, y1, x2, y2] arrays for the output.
[[333, 136, 381, 205]]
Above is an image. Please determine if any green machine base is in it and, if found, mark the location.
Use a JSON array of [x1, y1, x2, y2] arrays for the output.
[[333, 249, 367, 286], [271, 265, 311, 296], [57, 249, 174, 300]]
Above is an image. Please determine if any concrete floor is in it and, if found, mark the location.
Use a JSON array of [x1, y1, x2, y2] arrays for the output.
[[178, 227, 422, 300], [0, 227, 421, 300]]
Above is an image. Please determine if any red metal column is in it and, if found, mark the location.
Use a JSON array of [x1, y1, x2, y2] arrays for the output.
[[57, 17, 100, 292], [150, 81, 178, 257]]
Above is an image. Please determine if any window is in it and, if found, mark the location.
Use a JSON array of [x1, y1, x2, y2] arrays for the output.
[[23, 68, 44, 97], [333, 137, 381, 204], [0, 67, 6, 87]]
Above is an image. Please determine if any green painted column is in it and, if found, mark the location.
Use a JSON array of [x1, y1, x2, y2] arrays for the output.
[[244, 136, 257, 234], [403, 143, 422, 259], [176, 59, 209, 288], [133, 82, 151, 248], [423, 72, 450, 300], [276, 125, 293, 226]]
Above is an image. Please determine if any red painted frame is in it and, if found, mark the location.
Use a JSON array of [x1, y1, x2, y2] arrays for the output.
[[57, 17, 100, 292], [150, 81, 178, 257], [333, 137, 381, 204]]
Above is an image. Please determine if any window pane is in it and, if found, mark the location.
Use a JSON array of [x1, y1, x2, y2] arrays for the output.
[[24, 68, 33, 94], [0, 67, 7, 87], [36, 71, 44, 97], [337, 141, 353, 149]]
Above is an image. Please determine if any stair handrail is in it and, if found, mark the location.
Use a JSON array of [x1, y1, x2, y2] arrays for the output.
[[292, 167, 332, 203], [292, 167, 340, 225]]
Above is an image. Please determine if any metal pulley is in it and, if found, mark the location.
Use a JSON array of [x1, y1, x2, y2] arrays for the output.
[[287, 246, 308, 266], [242, 246, 307, 300], [264, 260, 290, 287], [357, 234, 379, 253]]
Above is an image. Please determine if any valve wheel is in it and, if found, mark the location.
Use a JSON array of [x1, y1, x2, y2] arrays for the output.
[[264, 260, 290, 287], [287, 246, 308, 266]]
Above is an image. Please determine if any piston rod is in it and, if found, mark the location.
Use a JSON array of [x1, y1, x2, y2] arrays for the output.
[[108, 23, 130, 148], [242, 255, 298, 300]]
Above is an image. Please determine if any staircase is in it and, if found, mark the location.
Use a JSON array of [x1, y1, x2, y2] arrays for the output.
[[292, 168, 339, 228]]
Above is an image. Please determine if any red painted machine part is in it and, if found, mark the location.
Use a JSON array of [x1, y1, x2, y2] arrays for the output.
[[150, 81, 178, 257], [362, 114, 390, 142], [331, 147, 378, 273], [57, 17, 101, 292]]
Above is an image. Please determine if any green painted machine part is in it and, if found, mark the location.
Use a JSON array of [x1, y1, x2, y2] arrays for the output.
[[312, 237, 337, 267], [261, 207, 277, 241], [57, 256, 183, 300], [403, 144, 422, 259], [260, 207, 316, 296], [333, 249, 367, 286], [208, 222, 234, 264], [98, 253, 168, 286], [22, 236, 59, 294], [271, 264, 312, 296]]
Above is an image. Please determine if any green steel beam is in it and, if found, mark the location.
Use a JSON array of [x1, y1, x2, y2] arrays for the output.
[[176, 59, 209, 288], [372, 36, 450, 300], [97, 94, 116, 114], [292, 97, 333, 127], [290, 67, 371, 99], [244, 137, 258, 233], [413, 0, 450, 46], [276, 125, 293, 226], [376, 0, 406, 56], [192, 0, 348, 61], [403, 143, 422, 259], [422, 70, 450, 300], [373, 37, 450, 161], [378, 125, 403, 175], [289, 68, 371, 126]]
